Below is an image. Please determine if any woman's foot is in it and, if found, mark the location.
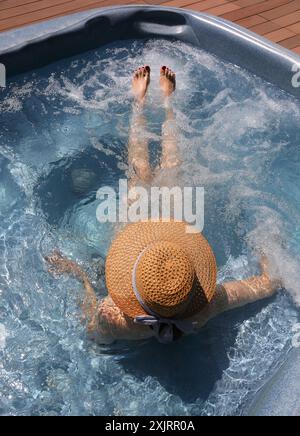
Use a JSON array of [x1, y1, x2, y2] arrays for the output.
[[132, 65, 151, 104], [160, 66, 176, 98]]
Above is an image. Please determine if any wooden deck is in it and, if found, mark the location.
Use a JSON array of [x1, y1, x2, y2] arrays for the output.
[[1, 0, 300, 54]]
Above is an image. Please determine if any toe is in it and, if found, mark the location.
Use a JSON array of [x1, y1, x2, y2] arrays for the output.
[[139, 67, 145, 78], [161, 66, 167, 75]]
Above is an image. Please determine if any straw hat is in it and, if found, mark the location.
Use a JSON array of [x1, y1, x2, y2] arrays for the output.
[[106, 221, 217, 320]]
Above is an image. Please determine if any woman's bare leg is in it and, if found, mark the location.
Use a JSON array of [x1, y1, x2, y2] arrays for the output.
[[159, 66, 181, 170], [128, 66, 152, 185]]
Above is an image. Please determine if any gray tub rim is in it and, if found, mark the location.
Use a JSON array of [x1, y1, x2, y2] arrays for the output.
[[0, 5, 300, 98]]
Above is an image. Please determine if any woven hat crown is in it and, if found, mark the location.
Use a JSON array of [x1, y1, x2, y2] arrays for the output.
[[136, 242, 195, 318], [106, 221, 217, 320]]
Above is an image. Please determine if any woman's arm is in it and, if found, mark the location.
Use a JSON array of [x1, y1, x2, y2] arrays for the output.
[[45, 252, 154, 344], [190, 255, 282, 330], [222, 255, 281, 310], [45, 251, 99, 330]]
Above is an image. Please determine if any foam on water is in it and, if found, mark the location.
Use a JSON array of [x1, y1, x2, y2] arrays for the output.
[[0, 324, 8, 351], [0, 39, 300, 416]]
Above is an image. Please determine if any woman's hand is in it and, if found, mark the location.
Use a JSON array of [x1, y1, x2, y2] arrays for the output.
[[45, 251, 86, 281], [260, 253, 283, 297]]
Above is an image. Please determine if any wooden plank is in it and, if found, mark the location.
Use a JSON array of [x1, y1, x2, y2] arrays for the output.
[[273, 10, 300, 27], [260, 0, 300, 20], [287, 21, 300, 34], [0, 0, 144, 31], [163, 0, 195, 6], [233, 0, 263, 7], [221, 0, 292, 21], [280, 33, 300, 48], [293, 45, 300, 54], [205, 2, 241, 15], [236, 14, 267, 27], [181, 0, 229, 11], [144, 0, 170, 4], [0, 0, 89, 20], [264, 27, 295, 42], [0, 0, 43, 11], [250, 20, 280, 34]]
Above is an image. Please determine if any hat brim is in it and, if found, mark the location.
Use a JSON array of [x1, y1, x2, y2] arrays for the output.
[[106, 221, 217, 319]]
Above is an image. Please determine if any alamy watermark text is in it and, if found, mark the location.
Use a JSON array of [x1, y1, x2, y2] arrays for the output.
[[0, 63, 6, 88], [96, 179, 204, 234], [292, 64, 300, 88]]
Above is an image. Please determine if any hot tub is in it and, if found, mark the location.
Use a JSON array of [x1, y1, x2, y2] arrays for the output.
[[0, 6, 299, 417]]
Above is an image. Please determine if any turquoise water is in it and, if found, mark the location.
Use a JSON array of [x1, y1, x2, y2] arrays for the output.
[[0, 39, 299, 416]]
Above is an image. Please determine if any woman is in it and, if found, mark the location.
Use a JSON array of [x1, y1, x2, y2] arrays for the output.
[[46, 66, 281, 345]]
